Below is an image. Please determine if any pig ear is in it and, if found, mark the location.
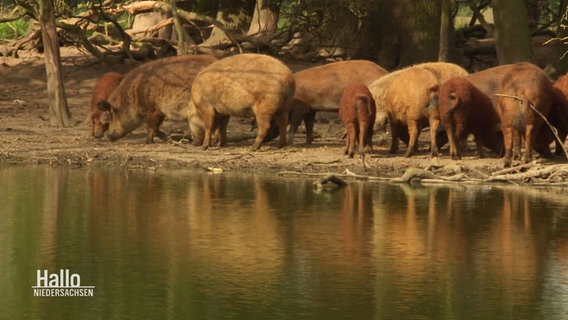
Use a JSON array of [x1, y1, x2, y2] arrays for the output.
[[96, 100, 112, 111]]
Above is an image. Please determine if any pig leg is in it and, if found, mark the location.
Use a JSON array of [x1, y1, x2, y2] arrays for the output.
[[405, 120, 421, 158], [251, 112, 273, 151], [217, 115, 231, 147], [288, 101, 311, 145], [429, 117, 440, 157], [274, 110, 289, 149], [343, 126, 351, 156], [363, 122, 374, 154], [388, 115, 400, 154], [347, 123, 357, 158], [145, 113, 165, 144], [524, 123, 535, 163], [446, 126, 460, 160], [200, 111, 217, 151], [304, 111, 317, 145], [358, 123, 367, 158], [473, 134, 484, 159], [502, 125, 514, 168]]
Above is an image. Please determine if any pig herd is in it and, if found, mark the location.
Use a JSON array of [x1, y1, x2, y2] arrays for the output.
[[88, 53, 568, 168]]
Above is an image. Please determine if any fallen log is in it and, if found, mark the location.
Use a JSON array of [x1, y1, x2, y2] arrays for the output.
[[313, 174, 348, 190]]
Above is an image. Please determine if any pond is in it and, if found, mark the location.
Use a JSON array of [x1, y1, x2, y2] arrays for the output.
[[1, 165, 568, 320]]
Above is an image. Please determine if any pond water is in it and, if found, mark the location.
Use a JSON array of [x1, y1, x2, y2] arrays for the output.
[[2, 165, 568, 320]]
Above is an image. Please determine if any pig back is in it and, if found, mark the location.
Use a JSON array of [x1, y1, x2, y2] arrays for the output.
[[293, 60, 387, 111], [385, 67, 439, 122], [191, 53, 295, 117], [415, 62, 468, 83], [108, 55, 217, 120], [465, 64, 515, 109]]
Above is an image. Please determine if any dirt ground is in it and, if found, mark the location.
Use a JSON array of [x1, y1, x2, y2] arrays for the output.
[[0, 47, 563, 182]]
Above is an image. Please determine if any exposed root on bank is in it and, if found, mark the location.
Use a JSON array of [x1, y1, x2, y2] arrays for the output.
[[278, 161, 568, 186]]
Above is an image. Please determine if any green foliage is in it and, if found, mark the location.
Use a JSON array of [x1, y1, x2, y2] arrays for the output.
[[0, 17, 29, 40]]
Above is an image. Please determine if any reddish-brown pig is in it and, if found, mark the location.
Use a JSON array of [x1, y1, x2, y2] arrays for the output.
[[89, 72, 123, 138], [498, 62, 554, 167], [432, 77, 503, 160], [286, 60, 387, 144], [188, 53, 295, 151], [98, 55, 217, 143], [339, 82, 376, 158]]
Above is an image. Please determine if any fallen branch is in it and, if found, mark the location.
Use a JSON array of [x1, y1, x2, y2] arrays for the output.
[[487, 164, 568, 182], [127, 18, 174, 36], [490, 161, 539, 176]]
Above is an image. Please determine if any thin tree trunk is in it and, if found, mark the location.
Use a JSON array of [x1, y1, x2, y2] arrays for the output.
[[170, 0, 190, 54], [246, 0, 279, 36], [39, 0, 73, 127], [438, 0, 452, 61], [201, 0, 250, 46]]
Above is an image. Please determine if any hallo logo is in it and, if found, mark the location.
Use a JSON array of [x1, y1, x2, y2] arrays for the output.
[[32, 269, 95, 297]]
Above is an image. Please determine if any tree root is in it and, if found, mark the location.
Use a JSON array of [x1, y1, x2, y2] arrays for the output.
[[487, 163, 568, 182], [391, 168, 467, 184], [278, 160, 568, 187]]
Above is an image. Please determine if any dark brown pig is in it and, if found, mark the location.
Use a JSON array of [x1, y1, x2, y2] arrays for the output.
[[89, 72, 123, 138], [187, 53, 295, 151], [432, 77, 503, 160], [339, 82, 376, 158], [98, 55, 217, 143], [498, 62, 554, 167], [287, 60, 387, 144], [543, 74, 568, 156], [384, 67, 439, 157], [465, 64, 516, 108]]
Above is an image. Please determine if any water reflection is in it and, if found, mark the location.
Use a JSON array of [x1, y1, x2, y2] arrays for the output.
[[1, 166, 568, 319]]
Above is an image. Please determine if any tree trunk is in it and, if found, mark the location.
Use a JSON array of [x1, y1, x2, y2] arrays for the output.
[[201, 0, 252, 46], [438, 0, 457, 62], [39, 0, 73, 127], [170, 0, 191, 54], [492, 0, 532, 64], [246, 0, 279, 36], [374, 0, 441, 69]]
